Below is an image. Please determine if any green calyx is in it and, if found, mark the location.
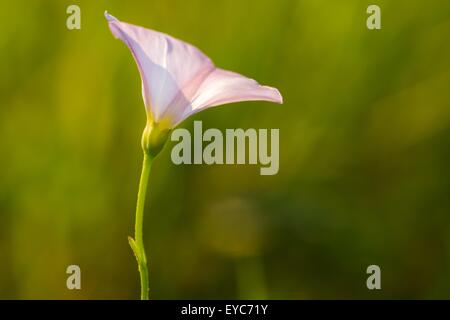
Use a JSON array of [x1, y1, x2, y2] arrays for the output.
[[141, 121, 171, 158]]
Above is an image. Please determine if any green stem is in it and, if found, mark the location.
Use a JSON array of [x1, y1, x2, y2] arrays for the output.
[[130, 153, 152, 300]]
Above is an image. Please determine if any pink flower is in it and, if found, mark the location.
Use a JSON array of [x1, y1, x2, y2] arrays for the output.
[[105, 12, 283, 129]]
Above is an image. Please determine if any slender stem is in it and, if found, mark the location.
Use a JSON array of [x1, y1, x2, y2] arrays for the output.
[[132, 153, 152, 300]]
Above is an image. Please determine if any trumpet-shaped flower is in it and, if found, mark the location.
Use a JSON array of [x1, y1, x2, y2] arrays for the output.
[[105, 12, 282, 131], [105, 12, 282, 300]]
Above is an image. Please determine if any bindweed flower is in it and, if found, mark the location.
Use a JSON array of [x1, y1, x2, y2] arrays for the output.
[[105, 12, 282, 299], [105, 12, 282, 156]]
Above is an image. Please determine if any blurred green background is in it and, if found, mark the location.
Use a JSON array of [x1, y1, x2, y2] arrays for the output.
[[1, 0, 450, 299]]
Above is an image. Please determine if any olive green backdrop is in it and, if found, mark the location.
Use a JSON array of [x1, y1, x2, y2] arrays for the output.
[[1, 0, 450, 299]]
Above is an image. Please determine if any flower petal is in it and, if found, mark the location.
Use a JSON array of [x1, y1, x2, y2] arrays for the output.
[[105, 12, 214, 123], [178, 68, 283, 125]]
